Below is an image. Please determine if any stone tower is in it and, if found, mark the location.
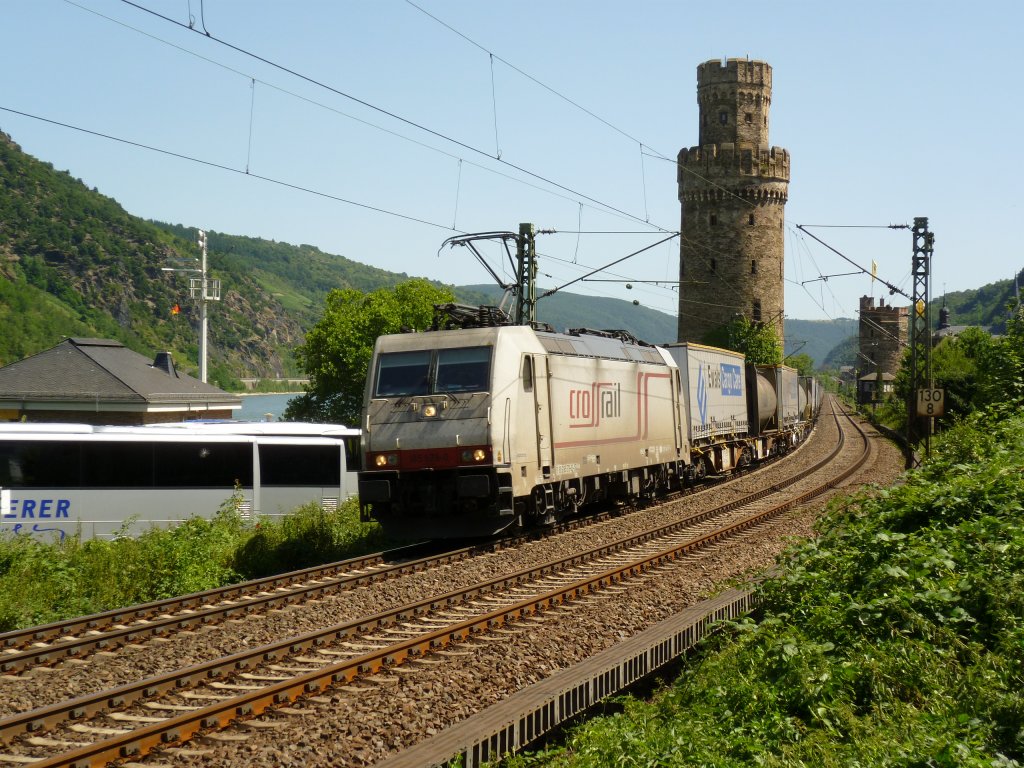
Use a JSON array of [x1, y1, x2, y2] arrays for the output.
[[677, 58, 790, 347], [859, 296, 909, 374]]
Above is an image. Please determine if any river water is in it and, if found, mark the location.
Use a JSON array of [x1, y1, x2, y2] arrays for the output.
[[236, 393, 298, 421]]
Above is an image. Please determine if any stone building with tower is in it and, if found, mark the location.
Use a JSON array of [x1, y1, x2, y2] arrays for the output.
[[858, 296, 909, 404], [677, 58, 790, 348]]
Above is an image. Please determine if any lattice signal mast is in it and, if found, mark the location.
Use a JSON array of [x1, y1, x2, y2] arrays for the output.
[[906, 217, 934, 467]]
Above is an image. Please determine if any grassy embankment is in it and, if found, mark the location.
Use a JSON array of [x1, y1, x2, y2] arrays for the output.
[[0, 497, 388, 632], [508, 408, 1024, 766]]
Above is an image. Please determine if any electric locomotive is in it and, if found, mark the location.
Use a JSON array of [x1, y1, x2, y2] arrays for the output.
[[358, 321, 690, 538]]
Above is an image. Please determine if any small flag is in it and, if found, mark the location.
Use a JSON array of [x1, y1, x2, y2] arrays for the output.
[[871, 260, 878, 282], [171, 303, 180, 315]]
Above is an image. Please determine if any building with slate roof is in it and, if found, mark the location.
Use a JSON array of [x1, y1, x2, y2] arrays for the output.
[[0, 338, 241, 424]]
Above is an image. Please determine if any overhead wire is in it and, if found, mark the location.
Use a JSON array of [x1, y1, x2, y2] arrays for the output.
[[118, 0, 675, 234], [402, 0, 777, 312], [403, 0, 669, 158], [0, 105, 456, 232], [61, 0, 649, 231]]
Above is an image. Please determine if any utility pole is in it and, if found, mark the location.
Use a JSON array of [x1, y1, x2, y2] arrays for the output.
[[163, 229, 220, 383], [195, 230, 210, 383], [906, 217, 935, 468]]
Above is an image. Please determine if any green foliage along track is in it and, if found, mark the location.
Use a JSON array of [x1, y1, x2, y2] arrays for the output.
[[510, 409, 1024, 767]]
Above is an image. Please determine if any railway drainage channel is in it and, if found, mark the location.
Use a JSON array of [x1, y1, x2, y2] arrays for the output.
[[0, 404, 867, 767]]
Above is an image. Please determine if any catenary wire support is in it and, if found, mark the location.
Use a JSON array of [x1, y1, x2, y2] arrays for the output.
[[162, 230, 221, 383], [515, 223, 537, 325], [906, 216, 934, 468]]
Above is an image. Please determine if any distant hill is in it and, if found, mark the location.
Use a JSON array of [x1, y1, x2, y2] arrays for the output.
[[784, 318, 858, 370], [457, 285, 678, 343], [0, 130, 308, 385], [937, 273, 1022, 333]]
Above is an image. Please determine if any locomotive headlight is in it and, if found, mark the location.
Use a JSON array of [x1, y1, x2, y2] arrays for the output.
[[461, 448, 488, 462], [422, 404, 437, 418], [374, 453, 398, 467]]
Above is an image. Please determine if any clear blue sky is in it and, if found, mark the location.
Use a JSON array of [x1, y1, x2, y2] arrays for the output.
[[2, 0, 1020, 332]]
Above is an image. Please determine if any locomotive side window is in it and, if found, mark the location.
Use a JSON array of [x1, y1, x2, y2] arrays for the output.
[[522, 356, 534, 391], [375, 351, 431, 397], [435, 346, 491, 393]]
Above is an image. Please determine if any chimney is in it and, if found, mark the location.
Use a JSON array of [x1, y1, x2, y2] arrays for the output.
[[153, 351, 177, 377]]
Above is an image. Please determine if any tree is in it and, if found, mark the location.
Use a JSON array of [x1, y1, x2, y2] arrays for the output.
[[284, 279, 455, 424], [701, 317, 783, 366], [784, 352, 815, 376]]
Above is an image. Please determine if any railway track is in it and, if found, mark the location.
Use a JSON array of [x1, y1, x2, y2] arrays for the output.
[[0, 399, 873, 767], [0, 426, 786, 678]]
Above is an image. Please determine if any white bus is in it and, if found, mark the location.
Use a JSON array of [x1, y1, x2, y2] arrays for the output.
[[0, 422, 360, 541]]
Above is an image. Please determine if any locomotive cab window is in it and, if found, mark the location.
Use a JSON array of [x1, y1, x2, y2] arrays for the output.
[[375, 350, 431, 397], [435, 346, 491, 393], [375, 346, 492, 397]]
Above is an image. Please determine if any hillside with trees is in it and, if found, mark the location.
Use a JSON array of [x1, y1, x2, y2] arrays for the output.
[[0, 130, 306, 387], [0, 130, 680, 386]]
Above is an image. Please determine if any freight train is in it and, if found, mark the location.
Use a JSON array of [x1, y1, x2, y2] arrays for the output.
[[358, 315, 821, 538]]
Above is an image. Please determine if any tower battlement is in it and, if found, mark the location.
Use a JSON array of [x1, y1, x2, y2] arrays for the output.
[[860, 296, 909, 316], [677, 145, 790, 184], [696, 58, 772, 88]]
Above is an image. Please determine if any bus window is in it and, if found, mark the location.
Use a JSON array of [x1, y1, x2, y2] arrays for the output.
[[259, 444, 341, 486], [344, 436, 361, 471], [154, 442, 253, 487], [0, 442, 81, 487], [81, 442, 154, 488]]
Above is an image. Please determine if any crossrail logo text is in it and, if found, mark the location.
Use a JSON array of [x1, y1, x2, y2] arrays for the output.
[[568, 382, 621, 427]]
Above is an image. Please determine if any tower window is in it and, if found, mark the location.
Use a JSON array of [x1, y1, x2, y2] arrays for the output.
[[710, 259, 717, 273], [748, 213, 755, 225], [744, 112, 753, 124], [751, 259, 758, 275], [709, 214, 717, 226], [752, 299, 762, 323], [719, 111, 728, 125]]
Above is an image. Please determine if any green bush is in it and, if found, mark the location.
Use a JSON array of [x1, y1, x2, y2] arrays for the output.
[[0, 495, 387, 631], [510, 412, 1024, 766], [234, 498, 390, 578]]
